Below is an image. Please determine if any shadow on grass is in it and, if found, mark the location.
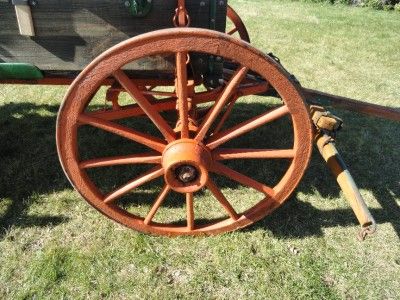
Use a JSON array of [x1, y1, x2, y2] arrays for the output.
[[249, 109, 400, 239], [0, 101, 398, 239], [0, 103, 70, 238]]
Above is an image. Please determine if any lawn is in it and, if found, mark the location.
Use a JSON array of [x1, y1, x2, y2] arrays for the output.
[[1, 0, 399, 299]]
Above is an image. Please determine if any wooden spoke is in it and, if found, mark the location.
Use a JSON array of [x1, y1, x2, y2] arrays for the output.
[[212, 94, 239, 134], [143, 185, 171, 225], [227, 5, 250, 42], [192, 86, 223, 104], [206, 105, 289, 150], [237, 82, 269, 96], [227, 27, 238, 35], [79, 153, 161, 169], [176, 52, 189, 138], [113, 69, 176, 142], [213, 149, 295, 160], [186, 193, 195, 230], [206, 179, 239, 220], [193, 81, 268, 103], [88, 97, 177, 121], [212, 162, 274, 196], [78, 114, 166, 152], [104, 166, 164, 204], [221, 68, 270, 93], [196, 66, 248, 141], [142, 90, 176, 97], [88, 89, 236, 123]]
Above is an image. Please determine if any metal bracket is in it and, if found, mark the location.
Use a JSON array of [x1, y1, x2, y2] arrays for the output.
[[126, 0, 152, 18], [310, 105, 343, 135], [209, 0, 217, 30], [12, 0, 35, 36]]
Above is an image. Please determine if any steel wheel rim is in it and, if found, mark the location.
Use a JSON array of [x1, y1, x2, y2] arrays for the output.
[[57, 28, 313, 236]]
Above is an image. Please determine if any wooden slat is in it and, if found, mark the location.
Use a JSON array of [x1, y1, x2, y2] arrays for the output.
[[14, 5, 35, 36], [0, 0, 227, 72]]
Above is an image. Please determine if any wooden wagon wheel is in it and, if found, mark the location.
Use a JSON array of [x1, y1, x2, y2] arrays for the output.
[[226, 5, 250, 42], [57, 28, 313, 236]]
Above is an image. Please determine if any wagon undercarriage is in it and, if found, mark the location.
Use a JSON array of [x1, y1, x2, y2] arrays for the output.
[[1, 0, 398, 238]]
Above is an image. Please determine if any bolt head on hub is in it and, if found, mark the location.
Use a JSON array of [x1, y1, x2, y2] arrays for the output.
[[176, 165, 198, 183]]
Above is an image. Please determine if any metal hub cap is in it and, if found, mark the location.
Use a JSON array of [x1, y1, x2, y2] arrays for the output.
[[162, 139, 211, 193]]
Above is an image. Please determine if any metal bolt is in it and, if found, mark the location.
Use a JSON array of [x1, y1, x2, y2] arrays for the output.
[[176, 165, 198, 183], [219, 0, 225, 5], [124, 1, 131, 7], [200, 1, 206, 6], [29, 0, 38, 6], [211, 19, 215, 23]]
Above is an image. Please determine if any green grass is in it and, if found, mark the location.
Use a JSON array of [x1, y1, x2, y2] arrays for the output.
[[1, 0, 399, 299]]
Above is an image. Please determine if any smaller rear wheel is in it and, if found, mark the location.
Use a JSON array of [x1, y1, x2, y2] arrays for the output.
[[227, 5, 250, 42]]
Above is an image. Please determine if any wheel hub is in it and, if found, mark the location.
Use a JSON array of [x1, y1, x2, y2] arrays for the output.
[[162, 139, 212, 193]]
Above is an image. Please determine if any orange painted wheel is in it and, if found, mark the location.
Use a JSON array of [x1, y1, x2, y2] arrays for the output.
[[227, 5, 250, 42], [57, 28, 313, 236]]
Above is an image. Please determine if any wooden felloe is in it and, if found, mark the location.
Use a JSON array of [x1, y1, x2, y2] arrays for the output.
[[13, 2, 36, 36]]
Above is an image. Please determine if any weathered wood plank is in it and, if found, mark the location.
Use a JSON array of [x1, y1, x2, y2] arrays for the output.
[[14, 5, 35, 36], [0, 0, 227, 72]]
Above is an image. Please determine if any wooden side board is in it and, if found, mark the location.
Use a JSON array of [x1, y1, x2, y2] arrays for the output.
[[0, 0, 227, 72], [14, 4, 36, 36]]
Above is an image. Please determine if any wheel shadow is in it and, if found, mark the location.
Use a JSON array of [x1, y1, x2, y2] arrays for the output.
[[0, 102, 70, 238], [0, 100, 398, 239]]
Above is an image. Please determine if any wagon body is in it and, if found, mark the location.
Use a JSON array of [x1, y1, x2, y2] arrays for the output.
[[0, 0, 226, 76]]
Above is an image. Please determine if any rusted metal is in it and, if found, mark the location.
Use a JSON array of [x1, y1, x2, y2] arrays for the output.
[[174, 0, 190, 27], [106, 83, 122, 110], [57, 28, 313, 236], [310, 105, 343, 133]]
